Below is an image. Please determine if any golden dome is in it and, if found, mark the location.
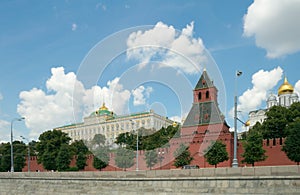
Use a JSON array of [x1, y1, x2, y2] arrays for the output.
[[278, 77, 294, 95], [100, 103, 108, 111]]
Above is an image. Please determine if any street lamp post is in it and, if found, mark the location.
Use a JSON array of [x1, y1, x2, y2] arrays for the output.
[[130, 120, 138, 171], [20, 136, 30, 172], [10, 117, 25, 172], [232, 71, 242, 168]]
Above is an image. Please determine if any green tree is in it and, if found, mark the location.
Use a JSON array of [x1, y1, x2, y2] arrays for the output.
[[36, 130, 71, 171], [92, 134, 106, 146], [70, 140, 90, 170], [204, 140, 229, 168], [71, 140, 89, 154], [282, 119, 300, 165], [173, 144, 193, 168], [262, 106, 290, 139], [289, 102, 300, 120], [0, 142, 12, 171], [115, 125, 180, 151], [28, 140, 38, 156], [114, 147, 135, 171], [144, 150, 158, 170], [76, 152, 87, 170], [242, 128, 267, 166], [93, 146, 110, 171], [115, 132, 132, 149], [0, 141, 27, 172], [13, 141, 27, 172], [56, 144, 72, 171]]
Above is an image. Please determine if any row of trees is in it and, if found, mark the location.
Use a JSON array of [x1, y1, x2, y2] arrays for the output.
[[241, 102, 300, 166], [0, 141, 27, 172], [2, 102, 299, 171], [0, 125, 183, 172]]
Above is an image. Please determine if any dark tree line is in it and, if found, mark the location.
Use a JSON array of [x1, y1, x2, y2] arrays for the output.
[[241, 102, 300, 165], [115, 125, 180, 151], [0, 141, 27, 172]]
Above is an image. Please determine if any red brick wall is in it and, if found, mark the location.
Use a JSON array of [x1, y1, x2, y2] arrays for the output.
[[22, 137, 296, 172], [238, 138, 297, 167]]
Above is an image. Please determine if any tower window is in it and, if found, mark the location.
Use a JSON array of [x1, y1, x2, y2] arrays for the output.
[[198, 92, 202, 100], [206, 91, 209, 99]]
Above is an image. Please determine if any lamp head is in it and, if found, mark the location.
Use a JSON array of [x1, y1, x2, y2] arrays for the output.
[[245, 120, 250, 127], [18, 117, 25, 121]]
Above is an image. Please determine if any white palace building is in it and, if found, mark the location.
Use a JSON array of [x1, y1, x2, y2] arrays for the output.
[[248, 76, 299, 128], [55, 103, 176, 145]]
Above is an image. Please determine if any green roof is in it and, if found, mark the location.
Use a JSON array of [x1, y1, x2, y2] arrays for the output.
[[182, 101, 224, 127], [194, 70, 215, 90]]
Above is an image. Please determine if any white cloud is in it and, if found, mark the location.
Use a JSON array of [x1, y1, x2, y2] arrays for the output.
[[294, 80, 300, 96], [170, 115, 182, 123], [72, 23, 77, 31], [0, 119, 10, 143], [131, 86, 153, 106], [244, 0, 300, 58], [82, 77, 131, 116], [17, 67, 131, 139], [230, 67, 283, 117], [0, 93, 9, 143], [126, 21, 206, 74], [96, 3, 107, 11]]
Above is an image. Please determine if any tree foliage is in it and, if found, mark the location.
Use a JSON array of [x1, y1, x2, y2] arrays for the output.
[[28, 140, 38, 156], [262, 106, 290, 139], [282, 119, 300, 165], [70, 140, 90, 170], [93, 146, 110, 171], [75, 152, 87, 170], [242, 127, 267, 166], [114, 147, 135, 171], [204, 141, 229, 168], [56, 144, 72, 171], [253, 103, 300, 139], [92, 134, 106, 146], [0, 141, 27, 172], [144, 150, 158, 170], [36, 130, 72, 171], [13, 141, 27, 172], [173, 144, 193, 168], [289, 102, 300, 120], [0, 143, 11, 172], [115, 125, 179, 151]]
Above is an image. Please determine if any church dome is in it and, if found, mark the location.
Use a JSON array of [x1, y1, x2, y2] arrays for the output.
[[97, 103, 111, 115], [100, 103, 108, 111], [278, 77, 294, 95], [90, 103, 114, 117]]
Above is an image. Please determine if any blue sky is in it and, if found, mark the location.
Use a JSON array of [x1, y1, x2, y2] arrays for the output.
[[1, 0, 300, 142]]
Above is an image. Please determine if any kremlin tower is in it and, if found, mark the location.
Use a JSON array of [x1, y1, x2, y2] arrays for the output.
[[174, 69, 233, 167]]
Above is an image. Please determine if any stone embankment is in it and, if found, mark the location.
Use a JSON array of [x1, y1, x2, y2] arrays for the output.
[[0, 166, 299, 194]]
